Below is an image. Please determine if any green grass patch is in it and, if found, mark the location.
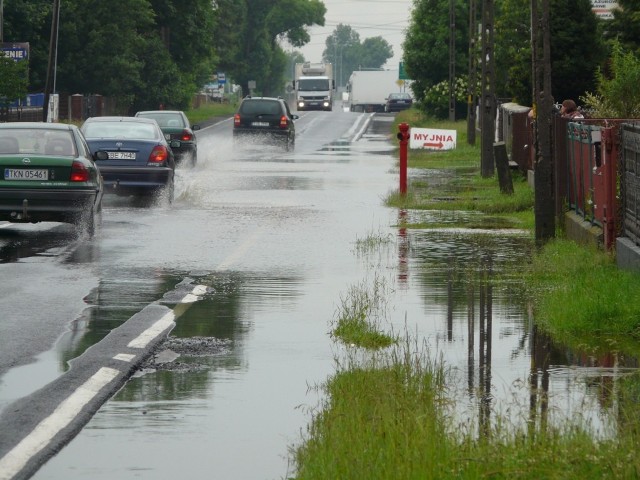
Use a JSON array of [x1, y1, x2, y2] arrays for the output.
[[352, 228, 394, 256], [185, 101, 238, 124], [330, 275, 396, 349], [523, 238, 640, 352]]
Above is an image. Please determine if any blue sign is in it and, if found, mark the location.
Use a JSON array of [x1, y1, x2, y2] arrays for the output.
[[217, 72, 226, 85], [1, 42, 30, 62]]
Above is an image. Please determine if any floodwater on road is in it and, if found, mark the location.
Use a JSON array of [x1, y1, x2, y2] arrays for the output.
[[10, 113, 637, 479]]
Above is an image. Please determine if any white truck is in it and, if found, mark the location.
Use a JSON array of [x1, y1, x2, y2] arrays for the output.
[[347, 70, 400, 112], [293, 62, 335, 111]]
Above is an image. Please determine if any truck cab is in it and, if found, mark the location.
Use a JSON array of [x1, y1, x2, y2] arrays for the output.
[[294, 62, 335, 112]]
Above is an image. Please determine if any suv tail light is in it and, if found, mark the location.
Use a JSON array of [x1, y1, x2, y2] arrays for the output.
[[149, 145, 169, 164], [234, 114, 241, 127], [70, 161, 90, 182], [180, 130, 193, 142], [279, 115, 289, 129]]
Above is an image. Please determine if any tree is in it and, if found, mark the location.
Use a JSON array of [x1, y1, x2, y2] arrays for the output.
[[402, 0, 469, 106], [582, 41, 640, 118], [605, 0, 640, 52], [322, 24, 393, 88], [216, 0, 325, 97], [404, 0, 605, 111], [2, 0, 324, 109], [548, 0, 605, 106], [0, 57, 29, 109], [1, 0, 52, 90]]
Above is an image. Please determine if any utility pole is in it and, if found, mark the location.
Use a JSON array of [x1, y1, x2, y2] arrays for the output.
[[42, 0, 60, 122], [480, 0, 495, 177], [531, 0, 555, 245], [466, 0, 477, 145], [448, 0, 456, 122], [1, 0, 4, 43]]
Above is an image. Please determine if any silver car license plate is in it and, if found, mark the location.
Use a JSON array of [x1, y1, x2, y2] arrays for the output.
[[107, 152, 136, 160]]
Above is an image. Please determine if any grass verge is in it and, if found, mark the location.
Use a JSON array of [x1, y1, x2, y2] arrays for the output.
[[185, 101, 237, 124], [293, 332, 640, 479]]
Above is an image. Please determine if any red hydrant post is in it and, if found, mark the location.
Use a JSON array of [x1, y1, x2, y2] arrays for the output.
[[397, 122, 410, 195]]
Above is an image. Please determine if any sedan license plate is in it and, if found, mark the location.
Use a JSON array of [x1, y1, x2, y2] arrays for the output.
[[107, 152, 136, 160], [4, 168, 49, 180], [251, 122, 269, 127]]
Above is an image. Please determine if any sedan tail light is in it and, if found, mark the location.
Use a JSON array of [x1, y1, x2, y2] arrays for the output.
[[70, 161, 90, 182], [180, 130, 193, 142], [234, 114, 241, 127], [149, 145, 169, 164], [279, 116, 289, 129]]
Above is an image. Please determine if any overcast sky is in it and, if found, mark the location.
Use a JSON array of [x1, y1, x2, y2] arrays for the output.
[[298, 0, 414, 70]]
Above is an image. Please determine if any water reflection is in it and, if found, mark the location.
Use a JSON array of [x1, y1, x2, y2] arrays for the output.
[[402, 226, 639, 438]]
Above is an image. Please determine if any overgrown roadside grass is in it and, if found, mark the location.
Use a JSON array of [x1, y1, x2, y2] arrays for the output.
[[523, 238, 640, 354], [293, 334, 640, 479]]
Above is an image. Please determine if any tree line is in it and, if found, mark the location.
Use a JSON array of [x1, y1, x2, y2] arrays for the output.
[[2, 0, 640, 117], [1, 0, 326, 112], [402, 0, 640, 118]]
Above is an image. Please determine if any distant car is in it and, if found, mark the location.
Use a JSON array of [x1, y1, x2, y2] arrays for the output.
[[0, 122, 103, 236], [134, 110, 199, 167], [385, 92, 413, 113], [81, 116, 176, 202], [233, 96, 298, 151]]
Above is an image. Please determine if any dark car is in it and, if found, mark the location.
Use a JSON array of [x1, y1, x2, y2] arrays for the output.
[[233, 96, 298, 151], [134, 110, 199, 167], [385, 92, 413, 113], [81, 116, 176, 202], [0, 122, 103, 236]]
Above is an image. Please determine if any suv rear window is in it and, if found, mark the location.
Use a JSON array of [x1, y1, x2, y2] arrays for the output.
[[239, 100, 282, 116]]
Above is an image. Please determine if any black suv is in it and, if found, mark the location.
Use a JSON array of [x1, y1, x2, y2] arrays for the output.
[[233, 96, 298, 151]]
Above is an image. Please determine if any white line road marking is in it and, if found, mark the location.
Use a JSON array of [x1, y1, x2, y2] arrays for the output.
[[0, 367, 119, 480], [180, 293, 200, 304], [127, 312, 175, 349], [216, 229, 262, 271], [191, 285, 207, 296], [113, 353, 136, 362]]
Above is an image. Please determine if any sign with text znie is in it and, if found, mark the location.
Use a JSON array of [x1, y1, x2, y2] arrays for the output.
[[410, 128, 457, 151]]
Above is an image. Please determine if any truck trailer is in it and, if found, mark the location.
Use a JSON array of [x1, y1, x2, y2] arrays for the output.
[[347, 70, 401, 112], [293, 62, 335, 111]]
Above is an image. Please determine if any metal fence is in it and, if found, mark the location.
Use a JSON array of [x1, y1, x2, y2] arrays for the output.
[[620, 123, 640, 246], [499, 102, 640, 252]]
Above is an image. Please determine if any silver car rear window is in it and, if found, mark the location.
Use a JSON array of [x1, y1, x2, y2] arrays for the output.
[[83, 122, 157, 140]]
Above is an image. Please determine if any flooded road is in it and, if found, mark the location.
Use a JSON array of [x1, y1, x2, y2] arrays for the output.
[[0, 111, 636, 479]]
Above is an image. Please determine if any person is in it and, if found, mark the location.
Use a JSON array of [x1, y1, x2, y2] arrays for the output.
[[560, 99, 584, 119]]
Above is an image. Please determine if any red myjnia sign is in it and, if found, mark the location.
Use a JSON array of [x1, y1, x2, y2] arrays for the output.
[[409, 128, 456, 151]]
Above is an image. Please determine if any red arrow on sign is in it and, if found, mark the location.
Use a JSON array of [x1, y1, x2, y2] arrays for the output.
[[424, 142, 444, 149]]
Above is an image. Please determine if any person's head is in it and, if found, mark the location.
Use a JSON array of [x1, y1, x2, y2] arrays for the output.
[[561, 99, 577, 114]]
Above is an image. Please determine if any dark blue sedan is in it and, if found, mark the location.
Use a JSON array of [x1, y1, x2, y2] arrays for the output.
[[81, 116, 176, 202]]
